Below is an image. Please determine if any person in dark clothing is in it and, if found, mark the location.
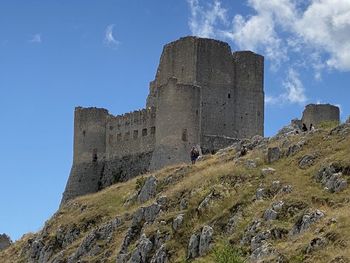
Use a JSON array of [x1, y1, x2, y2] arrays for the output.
[[240, 145, 247, 157], [302, 123, 308, 132], [190, 146, 199, 164]]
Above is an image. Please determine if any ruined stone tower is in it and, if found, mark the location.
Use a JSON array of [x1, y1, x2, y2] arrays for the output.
[[61, 36, 264, 204], [302, 104, 340, 128]]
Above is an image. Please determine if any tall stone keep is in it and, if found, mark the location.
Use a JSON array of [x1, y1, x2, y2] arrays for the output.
[[61, 36, 265, 205]]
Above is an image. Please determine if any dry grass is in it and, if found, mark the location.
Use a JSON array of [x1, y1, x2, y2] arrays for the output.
[[1, 125, 350, 262]]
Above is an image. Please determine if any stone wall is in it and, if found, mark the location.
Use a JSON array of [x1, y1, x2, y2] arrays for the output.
[[106, 107, 156, 158], [150, 78, 201, 170], [302, 104, 340, 128], [73, 107, 108, 164], [233, 51, 264, 138]]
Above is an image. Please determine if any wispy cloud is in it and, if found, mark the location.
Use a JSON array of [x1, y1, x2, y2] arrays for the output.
[[29, 34, 42, 44], [186, 0, 350, 106], [265, 68, 307, 105], [187, 0, 227, 38], [104, 24, 120, 48]]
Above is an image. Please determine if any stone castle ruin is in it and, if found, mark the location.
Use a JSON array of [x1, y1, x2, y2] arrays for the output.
[[301, 104, 340, 128], [61, 36, 265, 204]]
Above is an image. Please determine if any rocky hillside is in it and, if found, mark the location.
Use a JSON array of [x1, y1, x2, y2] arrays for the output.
[[1, 122, 350, 263]]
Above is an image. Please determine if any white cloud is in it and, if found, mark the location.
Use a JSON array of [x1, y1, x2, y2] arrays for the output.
[[29, 34, 42, 43], [104, 24, 120, 48], [187, 0, 227, 38], [186, 0, 350, 106], [265, 68, 307, 105], [295, 0, 350, 71], [283, 68, 307, 104]]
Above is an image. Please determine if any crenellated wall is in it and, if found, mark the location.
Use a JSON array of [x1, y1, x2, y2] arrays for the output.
[[106, 107, 156, 158]]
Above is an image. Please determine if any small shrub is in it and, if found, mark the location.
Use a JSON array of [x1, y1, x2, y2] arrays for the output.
[[213, 244, 245, 263], [135, 176, 146, 191]]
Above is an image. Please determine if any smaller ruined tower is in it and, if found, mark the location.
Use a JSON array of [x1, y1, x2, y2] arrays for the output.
[[302, 104, 340, 128], [61, 107, 108, 204]]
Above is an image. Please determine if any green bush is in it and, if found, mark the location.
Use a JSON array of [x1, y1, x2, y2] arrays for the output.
[[213, 244, 245, 263], [135, 176, 146, 191]]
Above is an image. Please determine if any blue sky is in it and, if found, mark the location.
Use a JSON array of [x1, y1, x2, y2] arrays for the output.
[[0, 0, 349, 241]]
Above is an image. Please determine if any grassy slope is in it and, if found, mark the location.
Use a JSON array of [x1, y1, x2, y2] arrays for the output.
[[1, 125, 350, 263]]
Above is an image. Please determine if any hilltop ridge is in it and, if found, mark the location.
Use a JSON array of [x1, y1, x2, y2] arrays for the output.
[[1, 120, 350, 262]]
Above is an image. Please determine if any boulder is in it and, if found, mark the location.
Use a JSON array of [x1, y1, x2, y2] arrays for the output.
[[128, 234, 153, 263], [150, 244, 168, 263], [256, 188, 266, 200], [305, 237, 328, 254], [199, 226, 213, 256], [290, 210, 325, 235], [316, 165, 347, 193], [250, 242, 276, 262], [267, 147, 281, 163], [138, 176, 158, 203], [298, 154, 316, 169], [251, 231, 271, 250], [69, 218, 123, 261], [263, 208, 278, 221], [187, 233, 200, 259], [172, 214, 184, 231]]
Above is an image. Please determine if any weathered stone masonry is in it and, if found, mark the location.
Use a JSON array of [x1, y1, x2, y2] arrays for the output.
[[61, 36, 265, 204]]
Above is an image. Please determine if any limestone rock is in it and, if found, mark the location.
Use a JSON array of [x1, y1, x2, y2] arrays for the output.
[[156, 196, 168, 208], [261, 167, 276, 177], [138, 176, 158, 203], [246, 159, 257, 169], [256, 188, 266, 200], [286, 144, 302, 157], [251, 231, 271, 250], [199, 225, 213, 256], [179, 198, 188, 210], [241, 219, 262, 245], [150, 244, 168, 263], [172, 214, 184, 231], [250, 242, 276, 262], [197, 192, 213, 212], [128, 234, 153, 263], [263, 208, 278, 221], [69, 218, 123, 261], [290, 210, 325, 235], [187, 233, 200, 259], [267, 147, 281, 163], [316, 165, 348, 192], [0, 233, 12, 250], [298, 154, 316, 169], [305, 237, 328, 254], [226, 206, 243, 234]]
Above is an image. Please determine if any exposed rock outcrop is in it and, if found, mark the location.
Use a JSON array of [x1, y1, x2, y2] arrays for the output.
[[0, 234, 11, 250]]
